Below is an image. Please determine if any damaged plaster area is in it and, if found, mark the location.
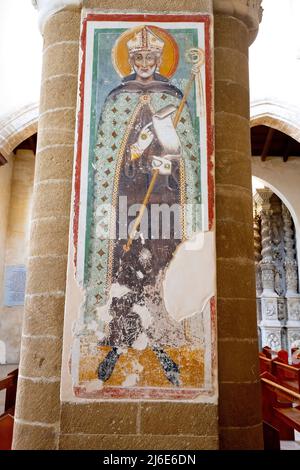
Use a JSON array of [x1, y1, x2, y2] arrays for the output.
[[163, 231, 215, 322], [70, 231, 215, 398]]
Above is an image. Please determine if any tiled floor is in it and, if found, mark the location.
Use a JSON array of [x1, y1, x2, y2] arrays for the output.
[[0, 364, 18, 414], [281, 431, 300, 450]]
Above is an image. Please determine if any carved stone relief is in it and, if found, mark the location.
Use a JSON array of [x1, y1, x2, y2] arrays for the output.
[[254, 189, 300, 352]]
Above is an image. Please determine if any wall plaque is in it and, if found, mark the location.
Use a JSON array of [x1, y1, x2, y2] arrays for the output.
[[3, 265, 26, 307]]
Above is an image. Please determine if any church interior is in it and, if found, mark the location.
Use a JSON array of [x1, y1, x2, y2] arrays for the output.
[[0, 0, 300, 451]]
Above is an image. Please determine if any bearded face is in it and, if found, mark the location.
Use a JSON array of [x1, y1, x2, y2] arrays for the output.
[[130, 50, 161, 80]]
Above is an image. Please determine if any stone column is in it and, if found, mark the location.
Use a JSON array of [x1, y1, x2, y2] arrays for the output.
[[213, 0, 264, 449], [12, 1, 81, 450]]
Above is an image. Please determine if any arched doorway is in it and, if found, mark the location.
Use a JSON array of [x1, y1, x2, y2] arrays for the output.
[[251, 118, 300, 356], [0, 133, 36, 368]]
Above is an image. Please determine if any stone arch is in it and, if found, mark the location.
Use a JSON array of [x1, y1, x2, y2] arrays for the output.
[[0, 103, 38, 159], [251, 101, 300, 272], [252, 176, 299, 232], [0, 340, 6, 364], [250, 100, 300, 143]]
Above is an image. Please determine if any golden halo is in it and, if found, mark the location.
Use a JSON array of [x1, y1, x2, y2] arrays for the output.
[[112, 25, 179, 78]]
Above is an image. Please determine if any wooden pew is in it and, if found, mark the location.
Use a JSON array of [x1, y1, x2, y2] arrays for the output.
[[274, 407, 300, 433], [259, 353, 273, 374], [0, 414, 14, 451], [261, 375, 300, 441], [0, 368, 18, 450], [277, 349, 289, 364], [272, 361, 300, 393], [263, 421, 280, 450]]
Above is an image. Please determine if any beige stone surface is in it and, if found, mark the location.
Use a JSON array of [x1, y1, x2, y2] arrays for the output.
[[0, 150, 35, 363], [214, 15, 248, 55], [59, 433, 219, 450], [219, 423, 264, 450], [60, 402, 138, 434], [12, 421, 57, 450], [215, 113, 251, 154], [15, 377, 60, 424], [215, 149, 252, 188], [0, 156, 13, 357], [34, 146, 74, 182], [39, 108, 76, 131], [83, 0, 212, 12], [218, 339, 260, 383], [217, 258, 256, 299], [140, 403, 218, 436], [0, 157, 13, 308], [39, 76, 78, 113], [19, 336, 62, 379], [22, 294, 65, 337], [43, 42, 80, 77], [219, 381, 262, 427], [43, 8, 81, 48], [4, 150, 35, 264], [13, 7, 81, 450], [29, 217, 69, 257], [215, 14, 263, 449], [217, 297, 258, 339], [215, 82, 250, 120], [26, 255, 68, 295], [216, 186, 253, 225], [216, 220, 255, 260], [215, 48, 249, 89], [37, 127, 75, 150], [31, 180, 72, 219]]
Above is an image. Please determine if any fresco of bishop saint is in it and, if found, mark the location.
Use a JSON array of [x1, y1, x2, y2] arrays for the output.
[[83, 25, 206, 393]]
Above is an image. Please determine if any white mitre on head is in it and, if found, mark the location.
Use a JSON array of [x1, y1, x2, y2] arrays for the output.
[[127, 27, 164, 54]]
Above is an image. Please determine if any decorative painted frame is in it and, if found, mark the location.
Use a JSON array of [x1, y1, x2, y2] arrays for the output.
[[62, 11, 217, 403]]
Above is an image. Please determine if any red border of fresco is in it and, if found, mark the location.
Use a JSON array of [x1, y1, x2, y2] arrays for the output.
[[73, 12, 214, 264]]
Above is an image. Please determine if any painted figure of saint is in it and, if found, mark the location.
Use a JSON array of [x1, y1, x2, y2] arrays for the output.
[[85, 25, 202, 389]]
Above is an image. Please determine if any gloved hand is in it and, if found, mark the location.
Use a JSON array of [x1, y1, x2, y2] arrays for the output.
[[130, 123, 154, 160], [152, 156, 172, 175]]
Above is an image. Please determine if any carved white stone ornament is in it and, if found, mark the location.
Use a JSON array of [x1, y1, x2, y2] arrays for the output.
[[213, 0, 263, 44], [256, 189, 277, 297], [282, 204, 299, 296], [32, 0, 82, 31], [254, 189, 300, 353]]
